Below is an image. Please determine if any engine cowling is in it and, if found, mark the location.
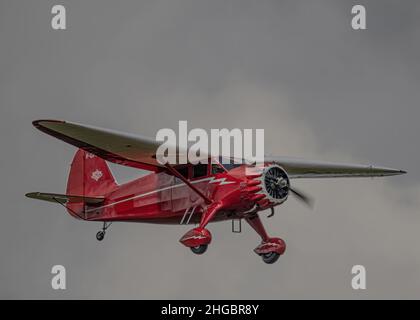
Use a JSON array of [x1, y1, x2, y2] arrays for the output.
[[259, 164, 290, 204], [245, 164, 290, 208]]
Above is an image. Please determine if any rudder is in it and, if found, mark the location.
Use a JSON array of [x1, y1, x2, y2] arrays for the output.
[[67, 149, 118, 197]]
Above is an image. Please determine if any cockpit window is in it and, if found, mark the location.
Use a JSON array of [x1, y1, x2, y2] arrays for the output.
[[211, 163, 225, 175], [218, 156, 242, 171], [177, 166, 189, 179], [192, 164, 208, 178]]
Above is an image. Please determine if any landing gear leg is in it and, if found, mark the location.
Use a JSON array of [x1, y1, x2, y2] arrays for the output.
[[96, 221, 112, 241], [245, 213, 286, 264], [179, 202, 223, 254]]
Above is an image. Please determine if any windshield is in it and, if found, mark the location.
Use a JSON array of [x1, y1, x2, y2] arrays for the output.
[[217, 156, 243, 171]]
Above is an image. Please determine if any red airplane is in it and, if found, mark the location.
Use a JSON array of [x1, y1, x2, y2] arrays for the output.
[[26, 120, 406, 264]]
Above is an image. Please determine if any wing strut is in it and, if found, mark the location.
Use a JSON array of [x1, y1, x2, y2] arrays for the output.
[[165, 164, 212, 205]]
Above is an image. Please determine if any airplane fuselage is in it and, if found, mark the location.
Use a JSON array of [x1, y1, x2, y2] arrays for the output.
[[67, 164, 276, 224]]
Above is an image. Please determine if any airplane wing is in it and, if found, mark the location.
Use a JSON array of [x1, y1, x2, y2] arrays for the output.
[[33, 120, 406, 178], [32, 120, 184, 172], [265, 156, 406, 179], [25, 192, 104, 205]]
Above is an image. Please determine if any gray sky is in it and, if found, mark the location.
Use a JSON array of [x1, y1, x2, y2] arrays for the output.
[[1, 0, 419, 299]]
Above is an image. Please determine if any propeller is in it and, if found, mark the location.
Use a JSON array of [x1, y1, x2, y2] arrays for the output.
[[289, 186, 314, 208], [261, 165, 314, 217], [267, 186, 313, 218], [264, 168, 314, 208]]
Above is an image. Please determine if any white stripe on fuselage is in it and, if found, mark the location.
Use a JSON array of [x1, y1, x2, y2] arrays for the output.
[[86, 176, 234, 213], [208, 177, 236, 185]]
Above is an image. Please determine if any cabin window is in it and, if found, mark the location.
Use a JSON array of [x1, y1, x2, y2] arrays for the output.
[[211, 163, 225, 175], [218, 157, 242, 171], [222, 163, 242, 171], [177, 166, 189, 179], [192, 164, 208, 178]]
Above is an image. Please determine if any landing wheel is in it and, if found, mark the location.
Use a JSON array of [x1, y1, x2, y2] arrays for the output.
[[262, 252, 280, 264], [190, 244, 208, 255], [96, 231, 105, 241]]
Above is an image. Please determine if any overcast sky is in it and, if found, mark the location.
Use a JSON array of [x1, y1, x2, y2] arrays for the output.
[[1, 0, 419, 299]]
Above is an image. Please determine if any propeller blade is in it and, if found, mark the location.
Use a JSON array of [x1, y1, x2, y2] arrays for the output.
[[289, 187, 314, 208]]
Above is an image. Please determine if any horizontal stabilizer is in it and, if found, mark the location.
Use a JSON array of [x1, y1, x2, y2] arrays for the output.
[[25, 192, 104, 205]]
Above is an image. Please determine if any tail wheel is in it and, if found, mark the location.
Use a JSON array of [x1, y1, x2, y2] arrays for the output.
[[190, 244, 208, 255], [262, 252, 280, 264], [96, 231, 105, 241]]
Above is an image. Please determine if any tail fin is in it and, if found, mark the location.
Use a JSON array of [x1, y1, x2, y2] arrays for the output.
[[67, 149, 118, 197]]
